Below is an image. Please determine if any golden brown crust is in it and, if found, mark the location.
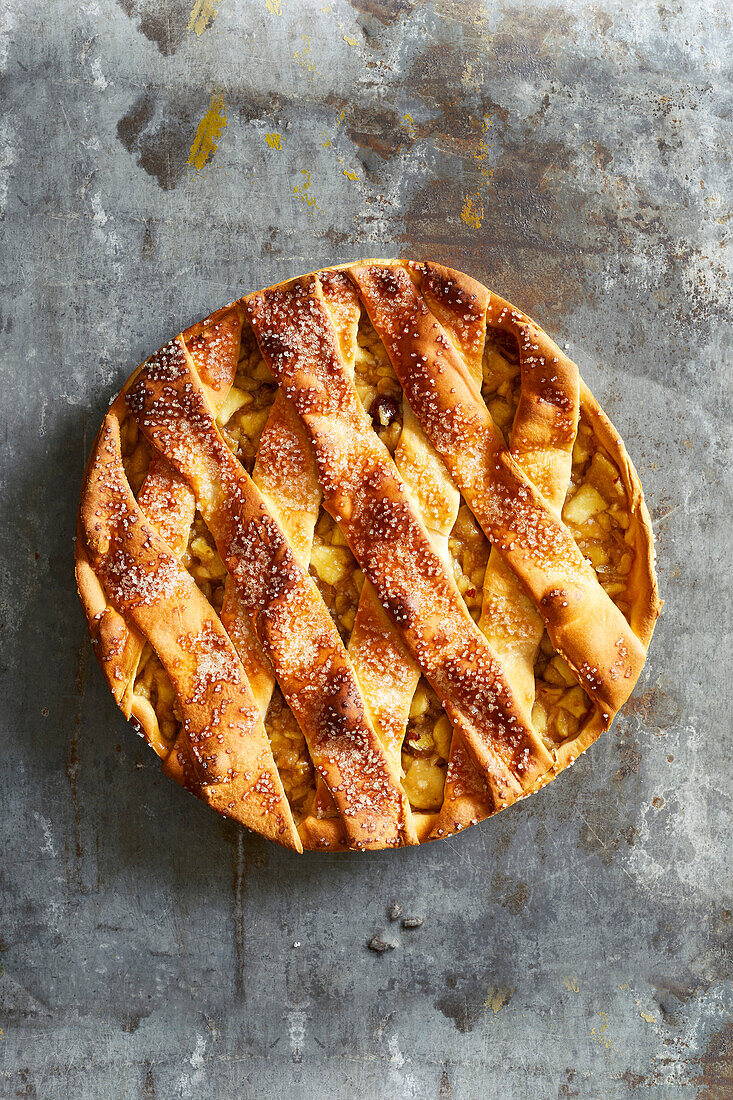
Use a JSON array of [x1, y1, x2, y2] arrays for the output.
[[252, 390, 321, 569], [415, 261, 489, 384], [295, 274, 424, 834], [219, 579, 274, 718], [430, 291, 660, 838], [75, 529, 143, 715], [76, 259, 661, 853], [125, 335, 414, 850], [349, 261, 646, 721], [299, 808, 437, 851], [246, 274, 553, 811], [79, 415, 300, 850], [432, 291, 580, 838], [75, 302, 245, 757]]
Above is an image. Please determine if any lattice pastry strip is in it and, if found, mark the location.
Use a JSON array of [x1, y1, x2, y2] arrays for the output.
[[397, 266, 493, 834], [234, 273, 350, 826], [434, 292, 582, 835], [218, 387, 323, 726], [350, 262, 647, 721], [247, 275, 554, 812], [298, 273, 486, 847], [125, 334, 415, 849], [74, 306, 310, 830], [243, 271, 425, 845], [77, 414, 300, 849], [76, 304, 245, 761], [278, 272, 472, 844], [383, 266, 490, 831]]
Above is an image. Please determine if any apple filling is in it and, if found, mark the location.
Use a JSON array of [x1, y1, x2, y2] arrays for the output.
[[562, 415, 634, 620], [448, 504, 492, 623], [181, 513, 226, 613], [309, 511, 363, 643], [130, 514, 227, 753], [120, 414, 152, 498], [355, 316, 404, 454], [533, 637, 593, 748], [533, 413, 635, 747], [482, 327, 522, 443], [265, 687, 316, 817], [216, 328, 278, 470], [132, 644, 181, 746], [401, 678, 452, 811]]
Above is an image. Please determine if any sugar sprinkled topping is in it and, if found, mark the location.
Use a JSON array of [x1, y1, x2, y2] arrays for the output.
[[127, 306, 411, 847], [249, 268, 550, 786], [349, 262, 645, 717], [80, 260, 650, 849]]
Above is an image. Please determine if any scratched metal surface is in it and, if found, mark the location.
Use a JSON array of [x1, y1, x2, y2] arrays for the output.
[[1, 0, 731, 1096]]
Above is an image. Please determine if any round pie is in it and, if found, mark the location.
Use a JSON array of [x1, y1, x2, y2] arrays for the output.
[[75, 260, 661, 852]]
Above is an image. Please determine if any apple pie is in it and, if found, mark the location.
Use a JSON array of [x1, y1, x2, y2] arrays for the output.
[[75, 261, 661, 852]]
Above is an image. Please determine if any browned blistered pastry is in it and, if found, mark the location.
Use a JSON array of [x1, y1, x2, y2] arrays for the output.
[[75, 261, 661, 851]]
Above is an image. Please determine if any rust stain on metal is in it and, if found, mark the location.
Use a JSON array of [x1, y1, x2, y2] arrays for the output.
[[116, 0, 189, 55], [693, 1022, 733, 1100]]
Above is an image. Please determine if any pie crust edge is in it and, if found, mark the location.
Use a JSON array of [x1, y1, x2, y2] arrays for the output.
[[75, 260, 662, 853]]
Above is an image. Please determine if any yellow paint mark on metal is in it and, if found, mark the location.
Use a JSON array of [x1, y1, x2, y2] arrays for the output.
[[294, 35, 322, 76], [459, 116, 495, 228], [562, 977, 580, 993], [619, 981, 660, 1025], [473, 8, 490, 38], [484, 985, 515, 1014], [343, 169, 358, 181], [474, 116, 495, 183], [461, 190, 483, 230], [265, 0, 282, 14], [589, 1012, 623, 1061], [343, 35, 359, 46], [187, 94, 228, 172], [265, 133, 282, 150], [187, 0, 221, 36], [320, 110, 344, 149], [293, 169, 321, 210], [462, 60, 483, 91]]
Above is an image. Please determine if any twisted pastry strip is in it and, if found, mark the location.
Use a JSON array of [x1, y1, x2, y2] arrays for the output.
[[433, 288, 587, 836], [350, 262, 646, 721], [76, 305, 245, 756], [77, 414, 300, 849], [126, 336, 414, 849], [299, 273, 421, 847], [247, 275, 553, 811], [220, 389, 323, 722]]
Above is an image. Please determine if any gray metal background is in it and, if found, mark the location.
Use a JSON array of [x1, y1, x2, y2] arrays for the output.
[[1, 1, 731, 1097]]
